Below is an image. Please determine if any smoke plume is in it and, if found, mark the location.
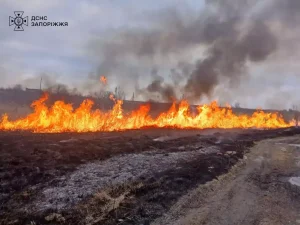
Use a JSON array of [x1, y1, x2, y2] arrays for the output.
[[88, 0, 300, 103]]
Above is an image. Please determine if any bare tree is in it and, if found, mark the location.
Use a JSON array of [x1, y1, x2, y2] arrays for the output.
[[180, 94, 185, 100], [12, 84, 22, 90], [292, 105, 298, 111], [56, 84, 68, 94], [292, 105, 299, 127], [131, 92, 135, 101], [114, 86, 126, 100], [93, 90, 113, 99], [234, 102, 241, 108]]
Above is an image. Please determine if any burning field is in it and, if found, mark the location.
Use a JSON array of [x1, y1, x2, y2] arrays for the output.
[[0, 95, 300, 225], [2, 0, 300, 223], [0, 93, 295, 133]]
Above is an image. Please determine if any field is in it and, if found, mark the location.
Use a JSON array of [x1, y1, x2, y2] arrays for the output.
[[0, 90, 300, 224], [1, 127, 300, 225]]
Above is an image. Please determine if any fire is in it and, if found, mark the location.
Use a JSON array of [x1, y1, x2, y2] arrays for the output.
[[109, 94, 116, 102], [0, 93, 295, 133], [100, 76, 107, 85]]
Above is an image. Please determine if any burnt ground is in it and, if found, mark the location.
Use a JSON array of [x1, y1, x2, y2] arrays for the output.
[[1, 127, 300, 225]]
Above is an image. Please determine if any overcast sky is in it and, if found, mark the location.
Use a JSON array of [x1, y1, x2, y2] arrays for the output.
[[0, 0, 300, 109]]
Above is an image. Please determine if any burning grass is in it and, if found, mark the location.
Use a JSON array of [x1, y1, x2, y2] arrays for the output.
[[0, 93, 295, 133]]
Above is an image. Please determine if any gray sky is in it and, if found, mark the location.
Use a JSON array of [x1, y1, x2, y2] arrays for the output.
[[1, 0, 300, 109]]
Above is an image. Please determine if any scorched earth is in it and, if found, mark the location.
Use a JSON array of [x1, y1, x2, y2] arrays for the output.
[[0, 95, 299, 225], [1, 127, 300, 225]]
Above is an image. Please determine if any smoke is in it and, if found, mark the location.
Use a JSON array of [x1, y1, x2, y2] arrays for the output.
[[20, 73, 73, 94], [87, 0, 300, 104], [133, 68, 176, 101], [3, 0, 299, 108], [184, 20, 277, 100]]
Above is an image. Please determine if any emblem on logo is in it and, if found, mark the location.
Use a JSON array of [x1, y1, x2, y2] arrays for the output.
[[9, 11, 28, 31]]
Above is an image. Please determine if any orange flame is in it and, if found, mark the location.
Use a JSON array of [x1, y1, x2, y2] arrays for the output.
[[0, 93, 295, 133], [100, 76, 107, 85], [109, 94, 115, 101]]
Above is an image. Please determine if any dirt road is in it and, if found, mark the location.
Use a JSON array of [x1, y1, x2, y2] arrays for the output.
[[153, 135, 300, 225]]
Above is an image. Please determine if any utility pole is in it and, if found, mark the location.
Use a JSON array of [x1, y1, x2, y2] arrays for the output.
[[292, 105, 299, 127], [40, 77, 43, 91], [296, 106, 299, 128]]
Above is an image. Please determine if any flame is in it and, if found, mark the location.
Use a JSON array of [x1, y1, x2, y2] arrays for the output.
[[0, 93, 295, 133], [109, 94, 116, 102], [100, 76, 107, 85]]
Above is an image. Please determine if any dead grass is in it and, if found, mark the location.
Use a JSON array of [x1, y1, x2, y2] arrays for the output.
[[77, 182, 144, 225], [45, 213, 65, 223]]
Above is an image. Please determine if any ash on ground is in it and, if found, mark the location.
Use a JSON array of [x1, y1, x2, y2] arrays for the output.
[[1, 127, 300, 225]]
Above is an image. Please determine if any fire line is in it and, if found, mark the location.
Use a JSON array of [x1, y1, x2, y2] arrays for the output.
[[0, 93, 295, 133]]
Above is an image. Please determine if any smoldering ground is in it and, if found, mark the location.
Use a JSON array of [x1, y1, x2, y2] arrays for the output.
[[86, 0, 300, 104]]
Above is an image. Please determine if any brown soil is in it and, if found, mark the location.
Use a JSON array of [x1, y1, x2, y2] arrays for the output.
[[153, 134, 300, 225]]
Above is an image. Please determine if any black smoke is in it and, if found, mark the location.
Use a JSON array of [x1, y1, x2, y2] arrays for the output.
[[87, 0, 300, 102]]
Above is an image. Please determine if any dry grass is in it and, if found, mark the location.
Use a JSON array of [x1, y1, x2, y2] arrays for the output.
[[77, 182, 144, 225]]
